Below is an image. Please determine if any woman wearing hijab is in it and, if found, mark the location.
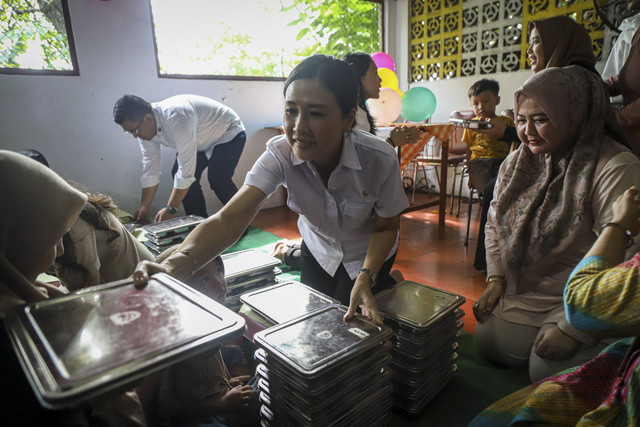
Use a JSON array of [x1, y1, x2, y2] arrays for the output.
[[473, 66, 640, 383], [50, 189, 155, 292], [0, 150, 147, 426], [473, 15, 599, 272], [526, 15, 598, 73]]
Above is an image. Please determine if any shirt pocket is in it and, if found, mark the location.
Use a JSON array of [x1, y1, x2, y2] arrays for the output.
[[342, 202, 374, 230]]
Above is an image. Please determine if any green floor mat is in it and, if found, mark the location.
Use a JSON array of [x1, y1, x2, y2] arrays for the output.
[[226, 226, 300, 282]]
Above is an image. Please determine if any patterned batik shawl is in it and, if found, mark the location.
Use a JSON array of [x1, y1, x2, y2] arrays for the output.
[[494, 66, 621, 296], [469, 338, 633, 426], [471, 254, 640, 426]]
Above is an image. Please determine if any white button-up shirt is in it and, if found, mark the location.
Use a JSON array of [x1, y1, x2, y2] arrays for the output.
[[602, 14, 640, 81], [138, 94, 245, 190], [245, 130, 409, 279]]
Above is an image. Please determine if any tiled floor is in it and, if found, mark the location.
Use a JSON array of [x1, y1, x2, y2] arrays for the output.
[[250, 191, 485, 335]]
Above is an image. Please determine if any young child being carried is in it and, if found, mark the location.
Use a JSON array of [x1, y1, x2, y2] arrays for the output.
[[462, 79, 515, 195]]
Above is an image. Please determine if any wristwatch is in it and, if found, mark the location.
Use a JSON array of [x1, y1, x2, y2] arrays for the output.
[[359, 268, 377, 288], [165, 205, 178, 215]]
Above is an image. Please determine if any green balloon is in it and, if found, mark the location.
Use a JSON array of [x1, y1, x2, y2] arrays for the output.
[[401, 87, 437, 122]]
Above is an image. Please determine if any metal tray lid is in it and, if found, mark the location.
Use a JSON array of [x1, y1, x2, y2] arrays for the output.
[[141, 215, 205, 238], [226, 268, 280, 288], [375, 281, 466, 329], [145, 231, 190, 246], [253, 305, 391, 376], [240, 281, 339, 324], [4, 273, 245, 409], [222, 249, 281, 281]]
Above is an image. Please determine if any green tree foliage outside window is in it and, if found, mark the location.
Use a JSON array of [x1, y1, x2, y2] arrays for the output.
[[0, 0, 76, 72], [151, 0, 381, 79]]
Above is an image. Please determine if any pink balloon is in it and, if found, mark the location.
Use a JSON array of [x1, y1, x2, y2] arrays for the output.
[[366, 87, 402, 125], [371, 52, 395, 72]]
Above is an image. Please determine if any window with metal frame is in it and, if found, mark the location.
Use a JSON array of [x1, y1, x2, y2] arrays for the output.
[[0, 0, 79, 75], [149, 0, 383, 80]]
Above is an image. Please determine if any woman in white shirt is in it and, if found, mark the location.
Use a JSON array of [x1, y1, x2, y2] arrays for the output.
[[132, 54, 409, 323]]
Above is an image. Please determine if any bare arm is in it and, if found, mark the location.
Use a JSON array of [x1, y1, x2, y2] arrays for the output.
[[564, 186, 640, 337], [584, 186, 640, 265], [133, 185, 267, 287], [344, 214, 400, 324]]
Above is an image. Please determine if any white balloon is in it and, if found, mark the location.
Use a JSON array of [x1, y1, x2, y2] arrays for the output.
[[366, 87, 402, 126]]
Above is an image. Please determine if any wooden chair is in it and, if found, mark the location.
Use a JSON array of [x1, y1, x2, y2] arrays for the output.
[[410, 110, 474, 206]]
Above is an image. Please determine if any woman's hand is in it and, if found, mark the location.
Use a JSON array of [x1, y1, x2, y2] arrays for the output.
[[389, 126, 420, 147], [473, 279, 506, 323], [534, 324, 580, 361], [131, 260, 171, 289], [473, 117, 507, 140], [612, 186, 640, 235], [344, 276, 382, 324]]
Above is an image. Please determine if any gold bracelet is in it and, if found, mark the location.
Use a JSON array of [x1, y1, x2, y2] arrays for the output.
[[486, 275, 506, 285]]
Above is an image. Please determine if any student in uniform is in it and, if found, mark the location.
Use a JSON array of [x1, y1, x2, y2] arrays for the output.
[[131, 54, 409, 324]]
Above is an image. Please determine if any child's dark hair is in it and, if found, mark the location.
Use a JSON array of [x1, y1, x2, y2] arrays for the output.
[[468, 79, 500, 98]]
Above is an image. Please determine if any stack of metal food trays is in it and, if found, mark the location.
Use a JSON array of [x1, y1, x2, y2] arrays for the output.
[[141, 215, 205, 257], [374, 280, 466, 413], [4, 273, 246, 410], [251, 300, 394, 427], [221, 249, 282, 312]]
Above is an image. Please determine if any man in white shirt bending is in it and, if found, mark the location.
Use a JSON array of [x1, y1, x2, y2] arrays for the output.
[[113, 94, 246, 222]]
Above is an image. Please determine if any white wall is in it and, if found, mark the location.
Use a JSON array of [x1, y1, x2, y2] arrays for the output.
[[0, 0, 286, 217], [0, 0, 607, 214]]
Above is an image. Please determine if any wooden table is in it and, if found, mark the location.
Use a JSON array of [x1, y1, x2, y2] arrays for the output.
[[394, 123, 454, 227]]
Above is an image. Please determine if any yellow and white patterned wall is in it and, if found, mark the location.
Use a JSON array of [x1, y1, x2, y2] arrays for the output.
[[410, 0, 616, 82]]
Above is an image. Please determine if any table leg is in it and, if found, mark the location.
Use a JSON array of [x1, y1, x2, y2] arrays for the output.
[[438, 140, 448, 227]]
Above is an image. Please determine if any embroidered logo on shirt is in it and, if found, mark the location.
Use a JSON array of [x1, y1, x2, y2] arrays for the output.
[[362, 190, 368, 200]]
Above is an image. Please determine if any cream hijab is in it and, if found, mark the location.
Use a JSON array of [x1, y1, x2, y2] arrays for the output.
[[0, 150, 86, 315], [495, 66, 628, 294]]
